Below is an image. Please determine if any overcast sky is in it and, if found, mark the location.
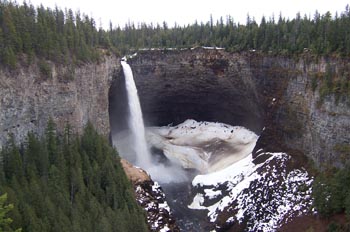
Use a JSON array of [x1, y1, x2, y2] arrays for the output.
[[28, 0, 350, 28]]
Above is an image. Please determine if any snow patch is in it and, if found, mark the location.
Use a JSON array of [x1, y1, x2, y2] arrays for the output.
[[189, 152, 314, 231], [135, 181, 176, 231], [204, 189, 222, 199], [188, 194, 206, 210], [159, 225, 170, 232]]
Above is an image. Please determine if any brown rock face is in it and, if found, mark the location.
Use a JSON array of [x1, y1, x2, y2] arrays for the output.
[[120, 158, 150, 184], [121, 158, 180, 231]]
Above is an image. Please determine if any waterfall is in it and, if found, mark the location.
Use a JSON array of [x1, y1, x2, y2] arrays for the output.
[[119, 59, 188, 183], [121, 60, 152, 167]]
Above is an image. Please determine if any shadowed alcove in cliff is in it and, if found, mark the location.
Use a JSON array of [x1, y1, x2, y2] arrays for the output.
[[109, 50, 264, 135]]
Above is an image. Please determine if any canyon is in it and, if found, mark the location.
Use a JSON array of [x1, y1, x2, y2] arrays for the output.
[[110, 48, 350, 168], [1, 49, 348, 168], [1, 48, 350, 230]]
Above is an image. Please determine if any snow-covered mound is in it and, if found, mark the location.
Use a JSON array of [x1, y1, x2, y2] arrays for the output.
[[189, 151, 314, 231], [147, 119, 258, 173]]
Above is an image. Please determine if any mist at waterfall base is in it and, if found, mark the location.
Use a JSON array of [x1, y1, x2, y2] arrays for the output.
[[116, 60, 258, 184], [118, 60, 189, 183]]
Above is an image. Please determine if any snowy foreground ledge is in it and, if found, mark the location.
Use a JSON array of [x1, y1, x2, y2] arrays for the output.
[[189, 152, 314, 231]]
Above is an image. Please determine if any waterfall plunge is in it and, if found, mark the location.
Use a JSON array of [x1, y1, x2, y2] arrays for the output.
[[120, 60, 189, 183], [122, 60, 152, 167]]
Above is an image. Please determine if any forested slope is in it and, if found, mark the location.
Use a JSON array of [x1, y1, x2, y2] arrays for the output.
[[0, 120, 148, 232]]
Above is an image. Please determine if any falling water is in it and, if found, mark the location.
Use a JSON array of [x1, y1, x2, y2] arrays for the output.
[[121, 60, 152, 167]]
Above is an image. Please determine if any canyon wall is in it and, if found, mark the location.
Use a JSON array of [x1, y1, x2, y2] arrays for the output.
[[247, 54, 350, 167], [0, 48, 348, 168], [110, 49, 350, 168], [0, 55, 119, 149]]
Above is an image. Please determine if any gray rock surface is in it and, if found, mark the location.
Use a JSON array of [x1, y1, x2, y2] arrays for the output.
[[1, 48, 348, 168], [277, 58, 350, 167], [0, 55, 118, 149]]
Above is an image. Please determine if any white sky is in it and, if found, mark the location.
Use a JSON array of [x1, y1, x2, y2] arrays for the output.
[[28, 0, 350, 29]]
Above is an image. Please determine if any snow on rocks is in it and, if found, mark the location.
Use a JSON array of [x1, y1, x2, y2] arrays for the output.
[[129, 119, 313, 231], [189, 152, 314, 231], [147, 119, 258, 173], [134, 180, 179, 231]]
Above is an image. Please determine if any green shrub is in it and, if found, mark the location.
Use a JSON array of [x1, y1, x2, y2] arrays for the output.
[[327, 221, 341, 232], [313, 167, 350, 218], [38, 60, 52, 79]]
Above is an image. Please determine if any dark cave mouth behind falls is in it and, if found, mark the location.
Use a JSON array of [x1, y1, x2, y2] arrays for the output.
[[108, 60, 264, 173], [108, 63, 265, 180], [108, 66, 264, 137]]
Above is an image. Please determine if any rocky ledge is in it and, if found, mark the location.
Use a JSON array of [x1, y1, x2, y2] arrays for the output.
[[121, 159, 179, 231]]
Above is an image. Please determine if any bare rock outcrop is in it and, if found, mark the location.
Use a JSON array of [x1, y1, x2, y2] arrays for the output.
[[0, 55, 119, 148], [121, 159, 179, 232]]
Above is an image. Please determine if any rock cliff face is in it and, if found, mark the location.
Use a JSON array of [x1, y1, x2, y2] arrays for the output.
[[285, 61, 350, 167], [249, 54, 350, 167], [0, 55, 118, 148], [110, 49, 350, 168], [0, 48, 348, 168]]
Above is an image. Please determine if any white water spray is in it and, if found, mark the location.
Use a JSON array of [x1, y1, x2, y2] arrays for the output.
[[121, 60, 152, 167]]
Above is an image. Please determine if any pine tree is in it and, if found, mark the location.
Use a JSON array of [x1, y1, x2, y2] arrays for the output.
[[3, 135, 23, 182], [0, 193, 21, 232], [0, 122, 148, 231]]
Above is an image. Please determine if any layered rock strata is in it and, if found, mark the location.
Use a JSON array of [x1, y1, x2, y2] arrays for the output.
[[0, 55, 118, 148]]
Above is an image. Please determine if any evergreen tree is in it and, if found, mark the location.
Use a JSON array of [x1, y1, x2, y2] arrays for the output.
[[0, 193, 21, 232], [0, 122, 148, 232], [2, 135, 23, 183], [1, 1, 350, 70]]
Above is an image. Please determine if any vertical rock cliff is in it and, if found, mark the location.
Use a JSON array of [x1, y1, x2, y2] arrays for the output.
[[0, 55, 119, 148], [0, 48, 348, 168], [274, 57, 350, 167], [248, 54, 350, 167]]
